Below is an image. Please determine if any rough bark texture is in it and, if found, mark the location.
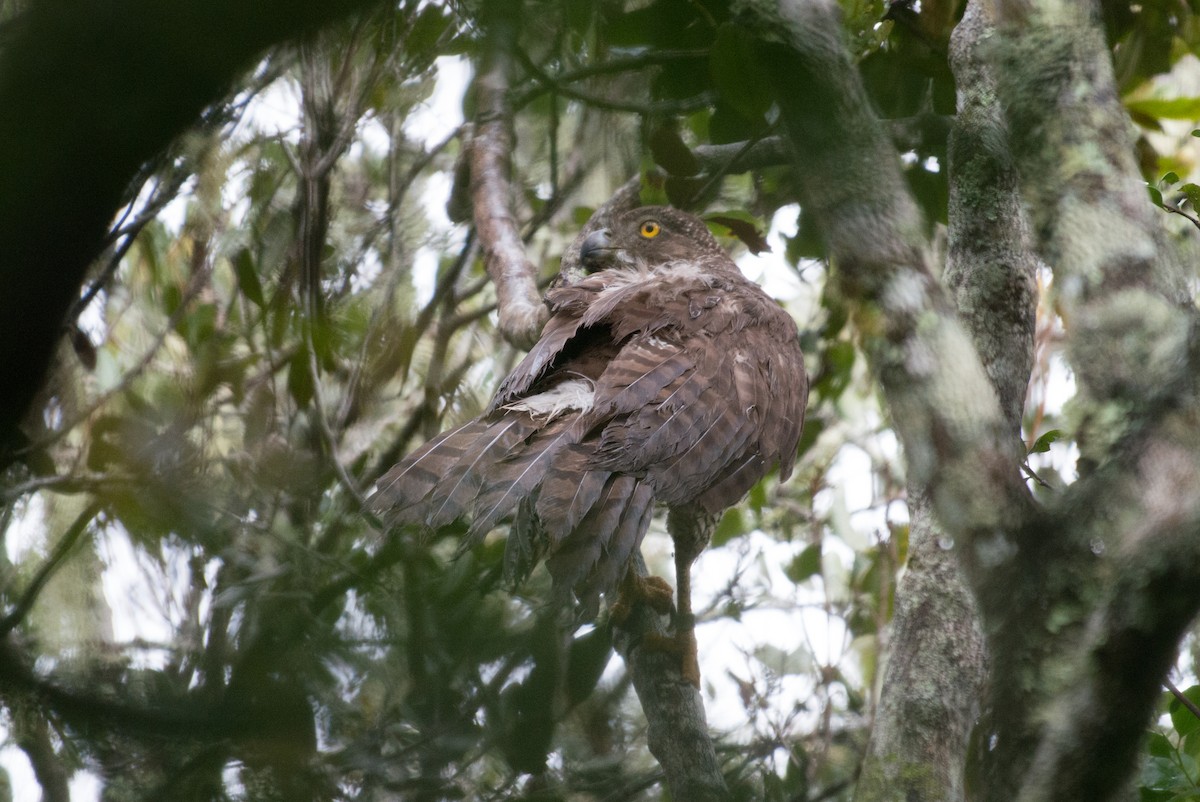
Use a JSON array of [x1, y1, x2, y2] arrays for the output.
[[944, 6, 1039, 434], [735, 11, 1027, 798], [856, 5, 1038, 798], [854, 494, 985, 802], [743, 0, 1200, 799], [0, 0, 385, 454], [741, 0, 1032, 539], [731, 1, 1200, 799], [469, 0, 548, 349], [983, 3, 1200, 799]]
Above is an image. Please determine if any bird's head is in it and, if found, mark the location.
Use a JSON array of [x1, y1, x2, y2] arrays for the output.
[[579, 206, 727, 273]]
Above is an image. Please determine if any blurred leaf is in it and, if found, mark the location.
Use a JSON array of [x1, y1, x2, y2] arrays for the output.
[[707, 213, 770, 254], [708, 101, 765, 144], [1170, 685, 1200, 736], [566, 625, 613, 706], [1028, 429, 1063, 454], [748, 478, 767, 517], [795, 417, 825, 459], [1148, 730, 1174, 758], [406, 4, 452, 67], [235, 247, 266, 308], [287, 346, 314, 408], [1126, 95, 1200, 120], [649, 124, 700, 176], [70, 326, 97, 370], [709, 24, 773, 122], [785, 543, 822, 584], [712, 507, 746, 547], [815, 340, 856, 401]]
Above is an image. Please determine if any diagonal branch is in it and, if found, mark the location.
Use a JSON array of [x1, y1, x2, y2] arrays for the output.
[[470, 0, 548, 349], [611, 554, 728, 802], [738, 0, 1033, 551], [990, 0, 1194, 464], [0, 502, 101, 637]]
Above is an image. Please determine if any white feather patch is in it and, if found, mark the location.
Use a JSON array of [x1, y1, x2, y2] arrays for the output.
[[503, 377, 595, 420]]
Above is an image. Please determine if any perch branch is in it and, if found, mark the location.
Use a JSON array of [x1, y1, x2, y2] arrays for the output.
[[611, 554, 728, 802], [469, 0, 547, 349]]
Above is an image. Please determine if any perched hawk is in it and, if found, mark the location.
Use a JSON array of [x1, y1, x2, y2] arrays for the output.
[[370, 206, 807, 684]]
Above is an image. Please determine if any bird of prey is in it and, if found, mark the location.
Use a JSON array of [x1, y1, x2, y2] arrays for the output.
[[370, 206, 807, 685]]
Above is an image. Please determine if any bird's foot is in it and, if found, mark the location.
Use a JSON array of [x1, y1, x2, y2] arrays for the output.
[[609, 571, 675, 625], [641, 615, 701, 688]]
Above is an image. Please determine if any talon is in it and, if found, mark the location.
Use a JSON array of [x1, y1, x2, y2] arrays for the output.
[[610, 569, 675, 625], [640, 627, 701, 688], [640, 575, 676, 614]]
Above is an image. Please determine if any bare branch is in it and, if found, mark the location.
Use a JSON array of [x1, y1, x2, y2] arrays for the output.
[[470, 0, 547, 349]]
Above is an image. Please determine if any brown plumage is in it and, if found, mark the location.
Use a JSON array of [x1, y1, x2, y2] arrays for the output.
[[370, 207, 808, 635]]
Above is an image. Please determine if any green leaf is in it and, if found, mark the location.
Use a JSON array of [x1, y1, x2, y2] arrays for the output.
[[1142, 755, 1186, 794], [1170, 685, 1200, 736], [748, 478, 767, 517], [709, 25, 773, 123], [638, 168, 670, 206], [1148, 730, 1175, 758], [406, 4, 451, 66], [1162, 171, 1182, 186], [785, 544, 822, 584], [287, 346, 314, 408], [712, 508, 746, 547], [1181, 184, 1200, 208], [1183, 729, 1200, 759], [234, 248, 265, 308], [649, 124, 700, 177], [795, 416, 825, 458], [1028, 429, 1063, 454], [815, 340, 856, 401], [572, 206, 595, 226], [1149, 184, 1166, 208], [1126, 96, 1200, 120]]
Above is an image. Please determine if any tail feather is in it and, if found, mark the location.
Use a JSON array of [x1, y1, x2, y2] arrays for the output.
[[426, 418, 534, 528], [370, 420, 493, 524], [546, 475, 634, 593], [466, 417, 581, 542], [576, 482, 654, 612], [536, 446, 609, 542]]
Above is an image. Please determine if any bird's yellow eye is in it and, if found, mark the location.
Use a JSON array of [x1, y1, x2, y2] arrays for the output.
[[639, 220, 661, 239]]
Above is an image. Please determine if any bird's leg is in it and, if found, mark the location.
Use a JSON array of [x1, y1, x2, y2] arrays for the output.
[[640, 507, 719, 688]]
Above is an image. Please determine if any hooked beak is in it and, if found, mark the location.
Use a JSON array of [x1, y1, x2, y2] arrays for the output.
[[579, 228, 614, 271]]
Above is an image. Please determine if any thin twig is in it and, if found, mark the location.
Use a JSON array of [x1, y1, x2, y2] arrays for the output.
[[513, 49, 716, 115], [0, 501, 102, 637], [1166, 678, 1200, 722], [19, 259, 213, 457]]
